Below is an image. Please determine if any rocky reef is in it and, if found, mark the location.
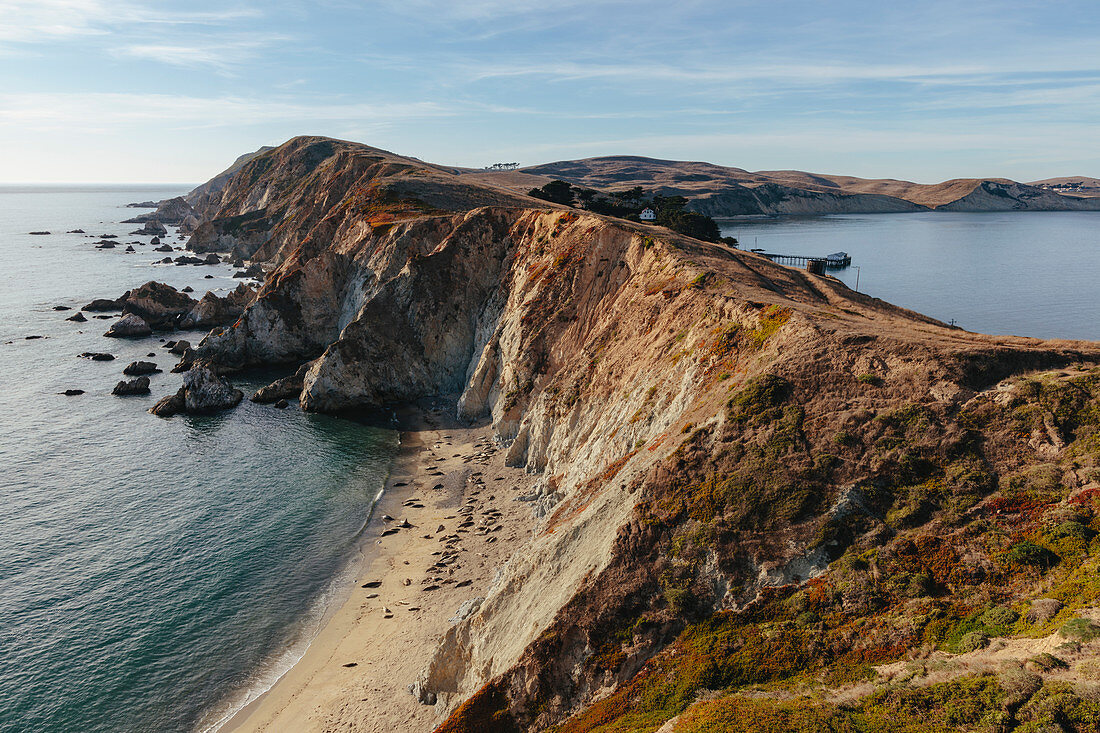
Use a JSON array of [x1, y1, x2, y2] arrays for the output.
[[179, 136, 1100, 732], [149, 360, 243, 417]]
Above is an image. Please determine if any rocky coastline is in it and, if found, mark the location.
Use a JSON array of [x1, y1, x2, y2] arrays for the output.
[[47, 136, 1100, 732]]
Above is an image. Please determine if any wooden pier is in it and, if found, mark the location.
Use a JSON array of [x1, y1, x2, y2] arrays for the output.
[[757, 251, 851, 269]]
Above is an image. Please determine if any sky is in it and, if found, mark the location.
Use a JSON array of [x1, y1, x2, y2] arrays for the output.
[[0, 0, 1098, 183]]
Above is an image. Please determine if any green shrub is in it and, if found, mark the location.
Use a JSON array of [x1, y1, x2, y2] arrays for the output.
[[1027, 653, 1068, 672], [958, 631, 990, 653], [834, 430, 858, 447], [727, 374, 791, 424], [1047, 520, 1094, 542], [1004, 542, 1059, 569], [979, 606, 1020, 628], [1060, 618, 1100, 642], [857, 373, 884, 386]]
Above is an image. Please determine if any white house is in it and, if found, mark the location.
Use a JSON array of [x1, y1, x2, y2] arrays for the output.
[[639, 207, 656, 221]]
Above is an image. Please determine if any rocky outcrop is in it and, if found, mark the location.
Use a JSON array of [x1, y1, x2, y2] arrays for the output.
[[104, 313, 152, 338], [149, 360, 243, 417], [119, 281, 196, 329], [185, 145, 276, 213], [123, 196, 196, 225], [251, 361, 312, 403], [131, 221, 168, 236], [112, 376, 150, 395], [81, 298, 123, 312], [149, 392, 185, 416], [179, 284, 256, 330], [186, 214, 273, 259], [182, 136, 534, 266], [123, 360, 161, 375]]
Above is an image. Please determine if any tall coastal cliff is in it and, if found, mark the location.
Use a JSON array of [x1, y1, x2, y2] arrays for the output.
[[185, 138, 1100, 732]]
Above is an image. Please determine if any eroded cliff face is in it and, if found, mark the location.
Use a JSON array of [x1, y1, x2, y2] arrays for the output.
[[687, 182, 926, 216], [184, 137, 1100, 732]]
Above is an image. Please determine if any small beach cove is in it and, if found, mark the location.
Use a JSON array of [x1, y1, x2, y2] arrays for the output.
[[222, 404, 538, 733]]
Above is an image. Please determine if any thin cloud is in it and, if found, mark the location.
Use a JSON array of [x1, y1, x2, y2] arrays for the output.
[[118, 36, 288, 70], [0, 92, 458, 130], [0, 0, 262, 45]]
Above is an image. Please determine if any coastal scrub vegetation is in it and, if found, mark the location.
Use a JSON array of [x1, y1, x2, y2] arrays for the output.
[[503, 367, 1100, 733], [527, 180, 737, 245]]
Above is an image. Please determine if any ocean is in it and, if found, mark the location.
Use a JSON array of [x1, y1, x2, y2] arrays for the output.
[[720, 211, 1100, 341], [0, 186, 398, 733]]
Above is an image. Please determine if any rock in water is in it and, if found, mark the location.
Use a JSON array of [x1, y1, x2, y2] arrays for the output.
[[123, 360, 161, 375], [149, 391, 184, 417], [251, 359, 311, 403], [61, 389, 85, 396], [67, 312, 87, 322], [79, 352, 115, 361], [130, 220, 167, 236], [182, 362, 243, 413], [81, 298, 123, 312], [154, 244, 174, 252], [168, 340, 191, 355], [119, 281, 197, 329], [104, 313, 152, 338], [150, 361, 242, 417], [122, 197, 195, 226], [180, 284, 255, 329], [112, 376, 150, 395]]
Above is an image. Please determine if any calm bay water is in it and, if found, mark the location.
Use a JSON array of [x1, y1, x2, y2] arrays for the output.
[[0, 186, 397, 733], [721, 211, 1100, 341]]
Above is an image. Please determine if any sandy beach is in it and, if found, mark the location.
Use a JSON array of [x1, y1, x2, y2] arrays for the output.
[[222, 404, 536, 733]]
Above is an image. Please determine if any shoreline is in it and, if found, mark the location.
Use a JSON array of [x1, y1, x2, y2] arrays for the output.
[[219, 401, 535, 733], [202, 480, 386, 733]]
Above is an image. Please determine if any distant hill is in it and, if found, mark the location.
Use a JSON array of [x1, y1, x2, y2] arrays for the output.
[[460, 155, 1100, 216], [1027, 176, 1100, 198]]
